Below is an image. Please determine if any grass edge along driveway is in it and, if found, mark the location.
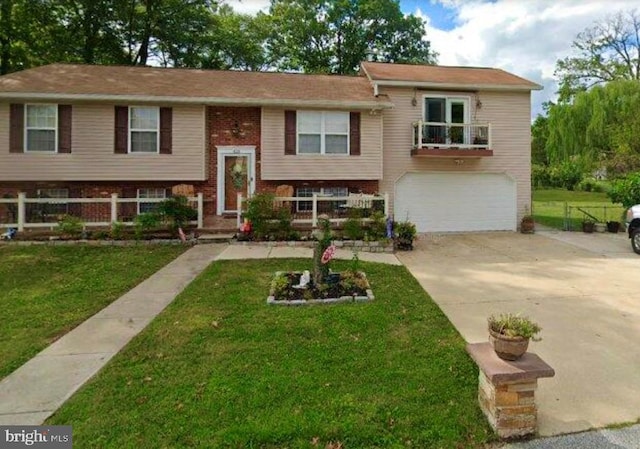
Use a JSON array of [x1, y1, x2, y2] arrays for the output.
[[0, 244, 187, 380], [47, 259, 494, 449]]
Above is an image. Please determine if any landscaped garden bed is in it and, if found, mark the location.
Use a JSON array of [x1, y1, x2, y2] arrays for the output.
[[267, 270, 374, 305]]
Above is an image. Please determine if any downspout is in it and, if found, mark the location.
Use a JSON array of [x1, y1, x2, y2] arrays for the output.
[[373, 82, 379, 97]]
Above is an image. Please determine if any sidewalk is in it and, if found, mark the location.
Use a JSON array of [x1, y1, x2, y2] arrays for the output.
[[0, 243, 225, 425], [216, 244, 402, 265]]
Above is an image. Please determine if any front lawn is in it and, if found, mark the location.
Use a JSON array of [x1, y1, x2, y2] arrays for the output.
[[47, 259, 493, 448], [533, 188, 625, 230], [0, 245, 187, 380]]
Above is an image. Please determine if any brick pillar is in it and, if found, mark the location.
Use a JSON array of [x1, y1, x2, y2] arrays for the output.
[[467, 342, 555, 440]]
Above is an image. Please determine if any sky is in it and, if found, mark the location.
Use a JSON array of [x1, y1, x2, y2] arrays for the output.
[[226, 0, 640, 117]]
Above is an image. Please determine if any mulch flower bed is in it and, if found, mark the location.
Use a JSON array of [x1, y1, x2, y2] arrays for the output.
[[267, 271, 374, 305]]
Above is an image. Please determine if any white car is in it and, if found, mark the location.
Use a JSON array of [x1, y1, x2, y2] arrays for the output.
[[626, 205, 640, 254]]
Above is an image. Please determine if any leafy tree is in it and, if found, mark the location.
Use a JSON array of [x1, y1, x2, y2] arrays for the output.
[[531, 115, 549, 166], [544, 80, 640, 175], [608, 172, 640, 208], [555, 10, 640, 102], [266, 0, 437, 74]]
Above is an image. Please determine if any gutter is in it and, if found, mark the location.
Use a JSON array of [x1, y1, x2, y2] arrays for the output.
[[0, 92, 394, 109], [372, 80, 543, 92]]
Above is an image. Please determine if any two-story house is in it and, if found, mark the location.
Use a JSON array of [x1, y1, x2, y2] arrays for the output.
[[0, 62, 541, 232]]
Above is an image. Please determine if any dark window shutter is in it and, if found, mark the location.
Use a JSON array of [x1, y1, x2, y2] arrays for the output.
[[159, 107, 172, 154], [58, 105, 72, 153], [284, 110, 296, 155], [349, 112, 361, 156], [114, 106, 128, 154], [9, 104, 24, 153]]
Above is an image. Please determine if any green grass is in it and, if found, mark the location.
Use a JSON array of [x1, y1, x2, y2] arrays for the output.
[[533, 189, 625, 230], [0, 245, 186, 380], [47, 259, 493, 449]]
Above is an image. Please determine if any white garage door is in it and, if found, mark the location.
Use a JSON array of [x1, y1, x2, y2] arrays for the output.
[[394, 172, 517, 232]]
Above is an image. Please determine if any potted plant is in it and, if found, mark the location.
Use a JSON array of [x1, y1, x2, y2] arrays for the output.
[[582, 219, 595, 233], [488, 313, 542, 361], [606, 221, 620, 233], [520, 215, 535, 234], [394, 220, 417, 250]]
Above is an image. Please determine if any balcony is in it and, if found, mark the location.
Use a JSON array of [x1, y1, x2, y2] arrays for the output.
[[412, 121, 493, 157]]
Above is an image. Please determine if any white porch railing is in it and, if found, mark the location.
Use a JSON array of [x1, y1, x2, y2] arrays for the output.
[[236, 192, 390, 228], [0, 192, 204, 231], [412, 121, 492, 149]]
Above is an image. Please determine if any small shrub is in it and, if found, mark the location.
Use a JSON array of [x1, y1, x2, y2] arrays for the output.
[[156, 196, 197, 232], [548, 161, 585, 191], [608, 172, 640, 208], [93, 229, 110, 240], [394, 220, 417, 250], [134, 212, 161, 240], [270, 273, 291, 300], [532, 164, 551, 188], [367, 211, 387, 240], [110, 221, 126, 240], [245, 193, 281, 240], [57, 215, 84, 237], [488, 313, 542, 341], [577, 178, 610, 193], [343, 216, 365, 240]]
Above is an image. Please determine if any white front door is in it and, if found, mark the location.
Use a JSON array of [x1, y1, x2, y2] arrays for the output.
[[216, 146, 256, 215]]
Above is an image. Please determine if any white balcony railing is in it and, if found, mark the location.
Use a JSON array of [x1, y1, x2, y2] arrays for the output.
[[412, 121, 492, 150]]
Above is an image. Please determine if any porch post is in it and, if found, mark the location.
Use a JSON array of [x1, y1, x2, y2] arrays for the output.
[[197, 192, 204, 229], [384, 193, 390, 218], [237, 192, 242, 229], [110, 193, 118, 223], [17, 192, 26, 232], [312, 193, 318, 228]]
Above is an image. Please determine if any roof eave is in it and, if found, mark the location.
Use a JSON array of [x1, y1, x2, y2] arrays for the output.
[[0, 92, 394, 109], [372, 80, 543, 91]]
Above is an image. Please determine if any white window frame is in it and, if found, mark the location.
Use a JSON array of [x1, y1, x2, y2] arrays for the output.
[[36, 188, 69, 216], [129, 106, 160, 154], [423, 95, 471, 144], [24, 104, 58, 153], [296, 111, 349, 155], [137, 188, 166, 215], [296, 186, 349, 212]]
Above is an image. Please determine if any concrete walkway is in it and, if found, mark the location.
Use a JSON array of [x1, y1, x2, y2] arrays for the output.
[[398, 232, 640, 436], [0, 243, 225, 425], [217, 244, 402, 265]]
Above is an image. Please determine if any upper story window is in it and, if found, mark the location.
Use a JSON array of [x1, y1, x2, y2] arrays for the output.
[[129, 107, 159, 153], [297, 111, 349, 155], [25, 104, 57, 152]]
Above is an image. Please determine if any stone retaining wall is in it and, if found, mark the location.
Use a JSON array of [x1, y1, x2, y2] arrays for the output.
[[232, 239, 394, 253]]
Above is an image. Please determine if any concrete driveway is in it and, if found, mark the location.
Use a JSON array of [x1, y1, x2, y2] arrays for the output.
[[397, 231, 640, 437]]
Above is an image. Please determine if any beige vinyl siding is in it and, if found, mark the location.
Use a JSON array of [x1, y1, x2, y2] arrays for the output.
[[261, 108, 383, 180], [378, 86, 531, 221], [0, 103, 206, 181]]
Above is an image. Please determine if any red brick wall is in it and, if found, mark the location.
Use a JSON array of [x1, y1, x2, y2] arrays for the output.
[[205, 106, 262, 213]]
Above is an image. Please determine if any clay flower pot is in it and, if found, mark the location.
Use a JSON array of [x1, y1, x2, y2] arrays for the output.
[[489, 329, 529, 361]]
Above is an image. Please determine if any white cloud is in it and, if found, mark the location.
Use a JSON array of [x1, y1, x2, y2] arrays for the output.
[[418, 0, 639, 116], [224, 0, 270, 15]]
